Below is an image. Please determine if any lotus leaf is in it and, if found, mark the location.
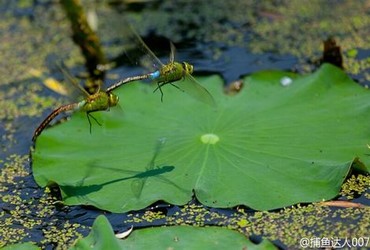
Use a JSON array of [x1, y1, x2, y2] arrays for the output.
[[32, 64, 370, 212]]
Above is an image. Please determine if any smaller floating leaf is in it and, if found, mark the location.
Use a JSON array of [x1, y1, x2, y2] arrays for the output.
[[71, 215, 277, 250], [71, 215, 122, 250], [2, 242, 40, 250]]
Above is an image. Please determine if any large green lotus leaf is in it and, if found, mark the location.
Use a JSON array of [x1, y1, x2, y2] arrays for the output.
[[2, 243, 40, 250], [71, 215, 276, 250], [32, 64, 370, 212]]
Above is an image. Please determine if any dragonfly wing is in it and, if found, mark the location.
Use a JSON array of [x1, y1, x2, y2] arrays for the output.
[[119, 19, 164, 69], [31, 56, 89, 100], [176, 74, 216, 107], [56, 62, 91, 97], [169, 42, 176, 63], [29, 68, 69, 96]]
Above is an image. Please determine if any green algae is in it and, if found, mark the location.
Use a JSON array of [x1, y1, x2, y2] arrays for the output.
[[340, 174, 370, 200], [0, 1, 84, 149], [40, 221, 83, 249], [119, 172, 369, 249], [246, 1, 370, 82], [95, 0, 369, 84], [0, 155, 86, 248], [119, 193, 369, 249]]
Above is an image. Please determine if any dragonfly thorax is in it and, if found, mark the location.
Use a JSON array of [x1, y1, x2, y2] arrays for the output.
[[82, 91, 119, 112], [182, 62, 194, 75]]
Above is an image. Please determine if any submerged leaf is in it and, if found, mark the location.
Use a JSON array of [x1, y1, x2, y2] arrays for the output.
[[32, 64, 370, 212]]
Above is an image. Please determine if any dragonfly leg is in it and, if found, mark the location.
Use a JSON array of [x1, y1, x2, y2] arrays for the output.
[[153, 82, 165, 102], [86, 112, 102, 134], [153, 81, 186, 102], [169, 83, 184, 92]]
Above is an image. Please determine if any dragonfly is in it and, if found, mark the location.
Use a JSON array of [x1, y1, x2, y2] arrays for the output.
[[122, 25, 215, 106], [32, 64, 150, 141]]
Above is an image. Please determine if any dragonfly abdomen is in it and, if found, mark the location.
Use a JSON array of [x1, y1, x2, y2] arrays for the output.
[[33, 103, 78, 141]]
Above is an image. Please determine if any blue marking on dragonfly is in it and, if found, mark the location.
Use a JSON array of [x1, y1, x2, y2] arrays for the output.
[[149, 70, 161, 80], [119, 22, 215, 106]]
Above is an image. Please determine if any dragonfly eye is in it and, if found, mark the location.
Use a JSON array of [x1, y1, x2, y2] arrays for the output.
[[109, 93, 119, 106], [182, 62, 194, 74]]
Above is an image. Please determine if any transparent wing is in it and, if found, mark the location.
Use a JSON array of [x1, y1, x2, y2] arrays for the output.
[[105, 13, 215, 106], [126, 25, 164, 67], [113, 16, 164, 71], [38, 53, 91, 100], [169, 42, 176, 63], [29, 61, 91, 103], [175, 73, 216, 107], [28, 68, 69, 96], [56, 62, 91, 97], [119, 24, 215, 106]]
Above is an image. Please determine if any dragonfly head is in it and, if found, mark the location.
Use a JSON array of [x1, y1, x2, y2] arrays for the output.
[[182, 62, 194, 75], [108, 92, 119, 107]]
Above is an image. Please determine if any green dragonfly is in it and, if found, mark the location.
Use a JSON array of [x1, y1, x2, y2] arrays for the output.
[[32, 65, 150, 141], [122, 26, 215, 106]]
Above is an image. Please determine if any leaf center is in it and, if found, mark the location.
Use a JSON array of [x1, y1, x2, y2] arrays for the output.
[[200, 133, 220, 144]]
